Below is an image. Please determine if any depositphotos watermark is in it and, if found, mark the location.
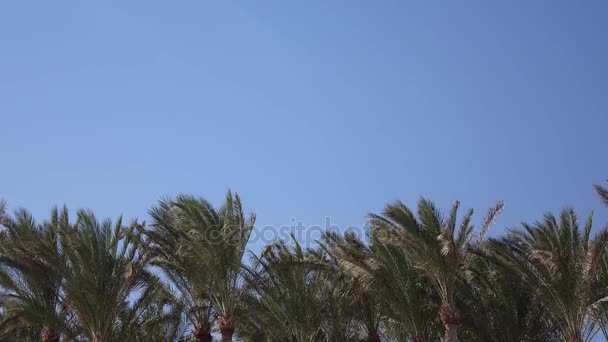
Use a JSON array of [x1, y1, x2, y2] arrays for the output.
[[201, 217, 371, 247], [251, 217, 370, 246]]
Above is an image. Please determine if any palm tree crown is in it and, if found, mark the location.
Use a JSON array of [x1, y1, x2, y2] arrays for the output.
[[0, 205, 70, 341], [58, 210, 152, 342], [145, 191, 255, 341], [367, 198, 504, 342], [489, 209, 608, 342]]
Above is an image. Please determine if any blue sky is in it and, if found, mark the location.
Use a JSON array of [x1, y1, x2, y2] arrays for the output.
[[1, 1, 607, 251]]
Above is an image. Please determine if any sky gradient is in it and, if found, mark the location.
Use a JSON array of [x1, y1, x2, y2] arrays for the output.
[[1, 0, 607, 251]]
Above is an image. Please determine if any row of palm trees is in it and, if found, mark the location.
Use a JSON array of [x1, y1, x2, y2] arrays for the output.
[[1, 183, 608, 342]]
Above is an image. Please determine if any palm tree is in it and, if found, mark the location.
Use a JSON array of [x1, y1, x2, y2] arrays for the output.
[[309, 247, 360, 342], [241, 236, 328, 342], [146, 191, 255, 342], [322, 230, 438, 342], [110, 277, 189, 342], [461, 248, 557, 341], [488, 209, 608, 342], [57, 210, 152, 342], [0, 203, 73, 342], [144, 197, 214, 342], [349, 290, 384, 342], [368, 199, 503, 342]]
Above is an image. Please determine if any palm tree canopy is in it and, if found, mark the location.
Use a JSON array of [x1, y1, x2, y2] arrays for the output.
[[1, 182, 608, 342], [145, 190, 255, 337], [58, 210, 152, 341], [488, 209, 608, 341], [0, 205, 73, 339], [368, 199, 504, 304], [241, 236, 333, 342], [322, 229, 439, 340]]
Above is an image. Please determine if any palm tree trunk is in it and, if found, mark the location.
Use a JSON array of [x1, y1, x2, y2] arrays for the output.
[[368, 330, 381, 342], [193, 323, 213, 342], [440, 302, 459, 342], [41, 327, 60, 342], [219, 314, 235, 342]]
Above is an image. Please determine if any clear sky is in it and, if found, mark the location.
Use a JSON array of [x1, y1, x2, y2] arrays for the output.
[[1, 1, 607, 251]]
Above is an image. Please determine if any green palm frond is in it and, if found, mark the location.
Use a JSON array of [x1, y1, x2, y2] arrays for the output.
[[0, 205, 74, 340], [464, 244, 558, 341], [144, 191, 255, 340], [240, 235, 358, 342], [486, 208, 608, 342], [595, 180, 608, 207], [56, 210, 151, 341], [323, 229, 440, 341]]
